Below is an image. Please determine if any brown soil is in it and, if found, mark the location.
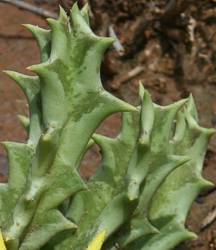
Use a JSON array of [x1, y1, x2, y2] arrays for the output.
[[0, 0, 216, 249]]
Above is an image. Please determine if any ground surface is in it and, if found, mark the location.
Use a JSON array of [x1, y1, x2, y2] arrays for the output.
[[0, 0, 216, 249]]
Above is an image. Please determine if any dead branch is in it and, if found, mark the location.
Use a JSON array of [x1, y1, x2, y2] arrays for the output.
[[0, 0, 58, 19], [108, 25, 125, 56], [110, 66, 144, 90], [201, 206, 216, 231]]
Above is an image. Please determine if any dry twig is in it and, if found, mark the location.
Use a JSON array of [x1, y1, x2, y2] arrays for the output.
[[201, 206, 216, 231], [0, 0, 57, 18], [108, 25, 125, 56], [110, 66, 144, 90]]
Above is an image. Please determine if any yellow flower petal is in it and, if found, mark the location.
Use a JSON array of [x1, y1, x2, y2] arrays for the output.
[[86, 230, 106, 250], [0, 230, 6, 250]]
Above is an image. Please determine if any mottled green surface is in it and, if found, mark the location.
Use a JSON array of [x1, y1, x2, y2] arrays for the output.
[[0, 4, 214, 250]]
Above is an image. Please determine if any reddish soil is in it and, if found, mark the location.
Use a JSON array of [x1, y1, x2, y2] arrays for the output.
[[0, 0, 216, 249]]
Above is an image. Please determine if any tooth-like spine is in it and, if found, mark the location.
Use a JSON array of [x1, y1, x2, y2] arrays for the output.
[[17, 115, 30, 131], [3, 70, 42, 145], [139, 83, 154, 146], [70, 3, 92, 35], [173, 111, 186, 143], [28, 62, 67, 129], [3, 70, 40, 100], [23, 24, 51, 62], [81, 4, 90, 25]]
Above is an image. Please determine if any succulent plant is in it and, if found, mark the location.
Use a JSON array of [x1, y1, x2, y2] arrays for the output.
[[0, 3, 214, 250]]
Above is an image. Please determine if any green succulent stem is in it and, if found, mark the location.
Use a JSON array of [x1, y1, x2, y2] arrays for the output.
[[0, 3, 214, 250]]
